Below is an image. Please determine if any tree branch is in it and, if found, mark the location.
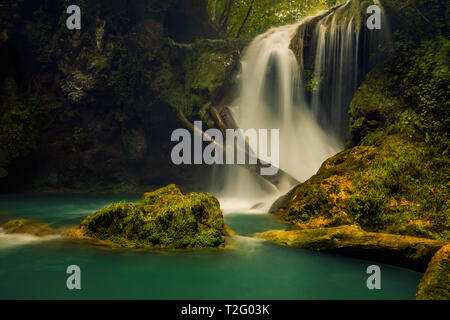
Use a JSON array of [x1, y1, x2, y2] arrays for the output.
[[220, 0, 234, 33], [173, 104, 299, 189], [235, 0, 254, 38]]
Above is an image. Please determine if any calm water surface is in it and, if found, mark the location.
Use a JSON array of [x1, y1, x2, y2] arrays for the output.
[[0, 194, 422, 299]]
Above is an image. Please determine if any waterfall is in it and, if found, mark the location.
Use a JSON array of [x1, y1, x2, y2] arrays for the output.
[[308, 0, 391, 139], [212, 1, 390, 213]]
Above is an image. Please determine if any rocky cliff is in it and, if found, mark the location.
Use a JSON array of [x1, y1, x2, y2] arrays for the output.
[[0, 0, 242, 193], [271, 0, 449, 240]]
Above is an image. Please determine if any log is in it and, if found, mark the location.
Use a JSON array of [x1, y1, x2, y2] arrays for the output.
[[174, 105, 299, 190]]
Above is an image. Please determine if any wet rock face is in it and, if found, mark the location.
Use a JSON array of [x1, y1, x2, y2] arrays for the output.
[[80, 184, 225, 248]]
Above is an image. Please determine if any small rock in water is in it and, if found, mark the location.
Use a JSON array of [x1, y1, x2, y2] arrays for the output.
[[1, 219, 54, 237]]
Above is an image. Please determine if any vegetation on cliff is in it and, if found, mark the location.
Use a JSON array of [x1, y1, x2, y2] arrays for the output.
[[271, 11, 449, 241], [0, 0, 233, 192], [0, 0, 349, 192], [80, 184, 225, 248], [207, 0, 341, 39], [267, 1, 449, 299]]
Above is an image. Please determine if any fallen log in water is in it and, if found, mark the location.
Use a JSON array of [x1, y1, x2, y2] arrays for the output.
[[174, 105, 299, 190]]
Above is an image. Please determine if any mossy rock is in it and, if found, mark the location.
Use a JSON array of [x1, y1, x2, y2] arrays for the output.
[[2, 219, 54, 237], [416, 244, 450, 300], [271, 146, 374, 229], [272, 38, 449, 240], [140, 184, 183, 205], [256, 225, 448, 271], [81, 184, 225, 249]]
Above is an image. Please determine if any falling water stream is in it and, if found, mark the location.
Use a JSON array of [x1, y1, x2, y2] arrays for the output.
[[214, 1, 390, 212]]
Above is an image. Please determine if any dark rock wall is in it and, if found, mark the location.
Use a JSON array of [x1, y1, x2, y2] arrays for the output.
[[0, 0, 232, 193]]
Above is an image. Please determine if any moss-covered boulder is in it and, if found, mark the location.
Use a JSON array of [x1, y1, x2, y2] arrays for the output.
[[80, 184, 225, 249], [416, 244, 450, 300], [270, 146, 369, 229], [1, 219, 54, 237]]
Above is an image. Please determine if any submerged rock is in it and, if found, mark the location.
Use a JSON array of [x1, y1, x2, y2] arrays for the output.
[[1, 219, 54, 237], [416, 244, 450, 300], [80, 185, 225, 249], [255, 225, 448, 271]]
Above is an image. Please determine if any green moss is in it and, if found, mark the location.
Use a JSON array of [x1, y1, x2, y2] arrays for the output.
[[381, 0, 448, 37], [0, 78, 37, 160], [28, 8, 54, 64], [416, 244, 450, 300], [92, 58, 111, 82], [277, 36, 449, 240], [72, 127, 87, 148], [149, 38, 241, 124], [81, 202, 135, 239], [347, 37, 449, 238], [2, 219, 53, 236], [180, 39, 241, 121], [208, 0, 342, 40], [304, 70, 322, 93], [346, 191, 385, 229], [349, 68, 398, 143], [190, 52, 229, 92], [114, 50, 142, 107], [0, 147, 8, 178], [256, 225, 446, 265], [284, 182, 331, 223], [81, 184, 225, 248], [140, 184, 183, 205], [0, 76, 65, 178]]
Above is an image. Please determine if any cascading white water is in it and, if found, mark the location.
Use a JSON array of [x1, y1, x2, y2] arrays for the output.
[[237, 18, 342, 182], [310, 0, 391, 139], [214, 12, 342, 213], [311, 15, 360, 135], [213, 1, 390, 213]]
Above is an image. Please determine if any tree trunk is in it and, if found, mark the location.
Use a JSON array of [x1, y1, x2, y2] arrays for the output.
[[173, 105, 300, 190]]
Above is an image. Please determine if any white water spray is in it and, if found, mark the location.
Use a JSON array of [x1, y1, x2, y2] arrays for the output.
[[213, 2, 390, 213], [0, 228, 59, 249]]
